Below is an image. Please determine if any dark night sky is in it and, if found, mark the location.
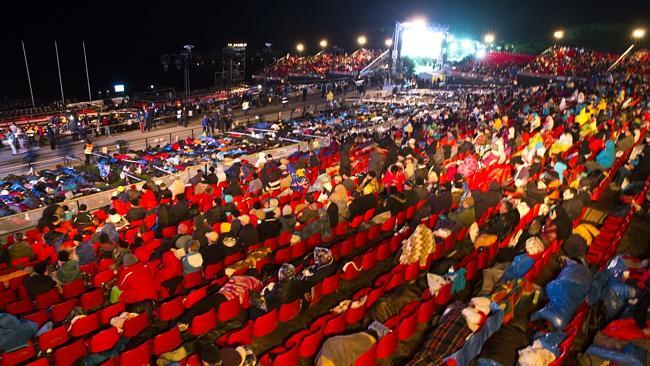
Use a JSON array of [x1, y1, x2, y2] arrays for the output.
[[1, 0, 648, 102]]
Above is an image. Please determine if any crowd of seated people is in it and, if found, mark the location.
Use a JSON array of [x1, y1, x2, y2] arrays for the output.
[[617, 49, 650, 76], [522, 46, 619, 78], [265, 49, 381, 79], [0, 50, 648, 366], [453, 51, 536, 80]]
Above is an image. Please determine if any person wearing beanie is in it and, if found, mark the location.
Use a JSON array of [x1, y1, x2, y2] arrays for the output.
[[264, 263, 309, 311], [278, 205, 297, 232]]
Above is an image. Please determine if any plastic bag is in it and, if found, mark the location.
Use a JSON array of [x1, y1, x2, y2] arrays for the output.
[[500, 254, 534, 282]]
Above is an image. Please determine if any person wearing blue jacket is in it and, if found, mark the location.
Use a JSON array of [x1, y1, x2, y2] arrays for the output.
[[586, 140, 615, 172]]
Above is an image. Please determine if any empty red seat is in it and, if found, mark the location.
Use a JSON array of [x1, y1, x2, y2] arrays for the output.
[[54, 338, 87, 366], [90, 327, 120, 353], [2, 341, 35, 366], [62, 279, 86, 299], [271, 346, 299, 366], [380, 216, 396, 232], [182, 271, 204, 290], [69, 312, 99, 337], [123, 312, 149, 338], [80, 288, 104, 311], [39, 326, 69, 351], [226, 321, 254, 346], [93, 269, 115, 288], [323, 314, 346, 336], [298, 329, 324, 358], [153, 327, 182, 355], [277, 299, 302, 323], [189, 309, 217, 336], [376, 331, 398, 359], [6, 298, 33, 316], [158, 297, 185, 321], [35, 289, 61, 309], [119, 341, 151, 366], [50, 299, 77, 323], [100, 302, 126, 324], [183, 286, 207, 309], [321, 273, 340, 296], [253, 309, 278, 338], [217, 297, 241, 323], [397, 312, 418, 341]]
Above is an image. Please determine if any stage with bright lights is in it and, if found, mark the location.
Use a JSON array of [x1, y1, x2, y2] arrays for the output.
[[390, 20, 487, 79]]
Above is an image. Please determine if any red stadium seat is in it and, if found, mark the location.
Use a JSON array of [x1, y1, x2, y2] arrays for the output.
[[153, 327, 182, 355], [80, 288, 104, 311], [376, 331, 398, 359], [253, 309, 278, 338], [158, 297, 185, 321], [123, 312, 149, 338], [217, 298, 241, 323], [182, 271, 204, 290], [39, 326, 69, 351], [50, 299, 77, 322], [226, 321, 254, 346], [100, 302, 126, 324], [354, 344, 377, 366], [321, 273, 340, 296], [24, 310, 48, 327], [90, 327, 120, 353], [298, 329, 324, 358], [189, 309, 217, 336], [397, 312, 418, 341], [277, 299, 302, 323], [69, 312, 99, 337], [62, 279, 86, 299], [2, 342, 35, 366], [323, 314, 346, 336], [35, 289, 61, 309], [119, 341, 151, 366], [271, 346, 299, 366], [183, 286, 207, 309], [54, 338, 87, 366], [6, 298, 33, 316]]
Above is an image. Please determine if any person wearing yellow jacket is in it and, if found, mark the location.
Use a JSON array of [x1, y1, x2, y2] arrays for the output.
[[84, 140, 94, 165]]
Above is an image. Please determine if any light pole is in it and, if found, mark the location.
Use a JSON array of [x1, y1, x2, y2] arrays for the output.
[[553, 30, 565, 42], [319, 39, 328, 49], [608, 28, 646, 72], [183, 44, 194, 99], [385, 38, 393, 48], [21, 41, 35, 108], [296, 43, 304, 55]]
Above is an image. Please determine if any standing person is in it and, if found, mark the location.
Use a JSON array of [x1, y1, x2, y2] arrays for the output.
[[84, 139, 94, 165], [102, 116, 111, 137], [139, 112, 145, 133], [6, 129, 18, 155], [46, 124, 57, 150], [201, 115, 210, 135]]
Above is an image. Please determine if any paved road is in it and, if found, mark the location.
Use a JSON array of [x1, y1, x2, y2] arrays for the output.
[[0, 92, 348, 176]]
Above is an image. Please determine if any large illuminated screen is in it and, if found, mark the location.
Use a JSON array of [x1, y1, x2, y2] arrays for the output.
[[400, 25, 444, 75]]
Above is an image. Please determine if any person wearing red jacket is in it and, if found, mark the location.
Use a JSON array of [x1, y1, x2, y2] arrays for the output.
[[381, 164, 406, 191], [116, 253, 159, 307]]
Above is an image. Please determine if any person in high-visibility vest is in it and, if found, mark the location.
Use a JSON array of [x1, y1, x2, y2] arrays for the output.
[[84, 140, 94, 165]]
